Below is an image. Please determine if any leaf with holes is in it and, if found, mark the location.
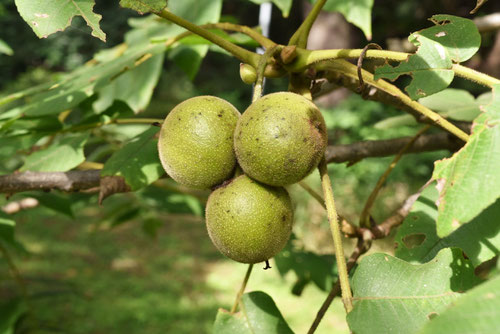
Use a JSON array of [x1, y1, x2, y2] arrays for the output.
[[120, 0, 167, 14], [346, 248, 479, 334], [375, 33, 453, 100], [395, 184, 500, 267], [419, 275, 500, 333], [101, 127, 163, 191], [20, 133, 89, 172], [433, 84, 500, 237], [14, 0, 106, 41], [416, 15, 480, 63], [213, 291, 293, 334]]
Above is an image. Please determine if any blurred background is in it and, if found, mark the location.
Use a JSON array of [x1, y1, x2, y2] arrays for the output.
[[1, 0, 499, 333]]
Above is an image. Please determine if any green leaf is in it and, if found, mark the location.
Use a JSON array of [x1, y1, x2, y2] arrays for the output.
[[249, 0, 293, 18], [168, 45, 208, 80], [101, 127, 164, 191], [375, 89, 491, 128], [14, 0, 106, 41], [375, 33, 453, 100], [395, 184, 500, 267], [346, 248, 478, 334], [0, 213, 16, 247], [320, 0, 374, 40], [20, 133, 89, 172], [120, 0, 167, 14], [166, 0, 222, 79], [0, 298, 28, 334], [419, 275, 500, 334], [0, 39, 13, 56], [28, 193, 74, 218], [93, 52, 165, 113], [432, 84, 500, 236], [137, 186, 204, 216], [416, 15, 480, 63], [274, 236, 337, 293], [419, 88, 488, 121], [1, 43, 166, 119], [213, 291, 294, 334]]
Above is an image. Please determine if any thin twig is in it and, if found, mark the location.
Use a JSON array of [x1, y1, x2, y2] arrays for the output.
[[317, 60, 469, 142], [318, 158, 353, 312], [359, 125, 431, 227], [230, 264, 254, 313], [298, 181, 325, 209], [307, 238, 368, 334], [253, 46, 279, 102]]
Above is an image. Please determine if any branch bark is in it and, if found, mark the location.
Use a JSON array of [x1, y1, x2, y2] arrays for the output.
[[0, 170, 102, 194], [325, 131, 466, 164], [0, 132, 466, 194]]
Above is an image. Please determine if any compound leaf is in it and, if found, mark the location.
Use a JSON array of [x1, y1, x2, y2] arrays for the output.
[[14, 0, 106, 41]]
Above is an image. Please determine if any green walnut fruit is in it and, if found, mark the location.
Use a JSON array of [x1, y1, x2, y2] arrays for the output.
[[158, 96, 240, 189], [234, 92, 327, 186], [205, 175, 293, 264]]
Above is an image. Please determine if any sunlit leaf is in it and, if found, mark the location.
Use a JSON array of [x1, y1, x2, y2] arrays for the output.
[[0, 39, 13, 56], [347, 248, 479, 334], [101, 127, 163, 191], [433, 84, 500, 236], [93, 53, 165, 113], [213, 291, 294, 334], [419, 275, 500, 333], [14, 0, 106, 41], [416, 15, 480, 63], [375, 34, 453, 100], [20, 133, 89, 172], [320, 0, 373, 40]]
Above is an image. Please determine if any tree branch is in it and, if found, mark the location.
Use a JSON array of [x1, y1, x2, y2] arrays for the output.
[[0, 170, 102, 194], [325, 130, 467, 164], [307, 238, 368, 334], [0, 132, 466, 195]]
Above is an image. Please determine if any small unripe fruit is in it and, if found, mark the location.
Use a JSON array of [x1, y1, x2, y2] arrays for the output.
[[158, 96, 240, 189], [234, 92, 327, 186], [205, 175, 293, 264], [240, 63, 257, 84]]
